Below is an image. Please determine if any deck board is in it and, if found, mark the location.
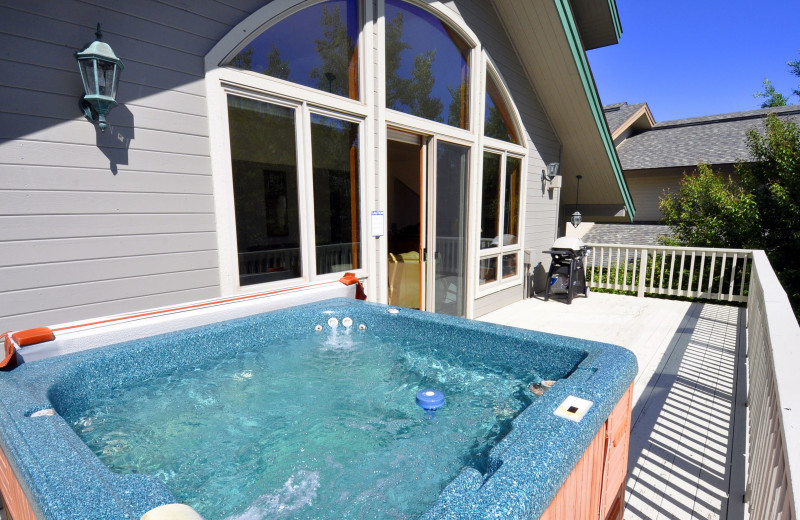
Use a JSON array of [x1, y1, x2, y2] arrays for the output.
[[479, 293, 746, 520]]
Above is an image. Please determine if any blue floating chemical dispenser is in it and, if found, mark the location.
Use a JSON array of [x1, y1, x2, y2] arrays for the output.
[[416, 389, 445, 411]]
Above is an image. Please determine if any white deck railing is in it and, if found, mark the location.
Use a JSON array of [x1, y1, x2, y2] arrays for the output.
[[584, 243, 798, 518], [584, 243, 752, 302], [745, 251, 800, 519]]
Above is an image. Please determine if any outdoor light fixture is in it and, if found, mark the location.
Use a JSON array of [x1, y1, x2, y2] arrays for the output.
[[545, 162, 560, 181], [76, 23, 124, 132], [570, 174, 583, 228]]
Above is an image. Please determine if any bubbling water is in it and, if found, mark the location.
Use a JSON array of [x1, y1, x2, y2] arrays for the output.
[[67, 327, 534, 519]]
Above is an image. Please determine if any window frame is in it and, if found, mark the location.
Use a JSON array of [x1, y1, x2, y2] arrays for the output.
[[477, 147, 525, 292], [381, 0, 476, 132], [475, 58, 528, 296], [376, 0, 486, 313], [216, 0, 367, 106], [206, 0, 374, 294], [481, 65, 527, 156], [208, 81, 368, 294]]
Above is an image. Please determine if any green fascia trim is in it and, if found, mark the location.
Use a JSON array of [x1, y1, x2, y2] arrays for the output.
[[607, 0, 622, 40], [553, 0, 635, 220]]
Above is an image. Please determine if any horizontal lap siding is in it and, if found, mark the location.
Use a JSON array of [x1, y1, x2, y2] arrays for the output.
[[625, 169, 684, 222], [452, 0, 560, 316], [474, 285, 523, 318], [0, 0, 265, 331]]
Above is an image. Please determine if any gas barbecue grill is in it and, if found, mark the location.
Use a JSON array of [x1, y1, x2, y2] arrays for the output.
[[543, 237, 589, 304]]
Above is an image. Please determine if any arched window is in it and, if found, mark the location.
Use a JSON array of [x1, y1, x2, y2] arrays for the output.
[[384, 0, 471, 129], [484, 73, 520, 144], [206, 1, 367, 291], [477, 67, 526, 290], [208, 0, 529, 306], [226, 0, 360, 100]]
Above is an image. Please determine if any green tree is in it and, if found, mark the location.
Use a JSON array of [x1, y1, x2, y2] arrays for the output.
[[789, 56, 800, 98], [753, 53, 800, 106], [660, 115, 800, 317], [659, 164, 759, 248], [738, 114, 800, 311], [754, 78, 789, 108]]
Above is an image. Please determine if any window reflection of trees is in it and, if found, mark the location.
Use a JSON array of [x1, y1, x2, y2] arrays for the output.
[[504, 157, 521, 245], [227, 1, 358, 100], [385, 1, 470, 129], [480, 153, 501, 249], [478, 153, 521, 284], [484, 76, 520, 144], [310, 6, 358, 98]]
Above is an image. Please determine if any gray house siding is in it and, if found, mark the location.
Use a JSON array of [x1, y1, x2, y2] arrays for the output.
[[0, 0, 565, 329], [452, 0, 561, 316], [0, 1, 263, 331]]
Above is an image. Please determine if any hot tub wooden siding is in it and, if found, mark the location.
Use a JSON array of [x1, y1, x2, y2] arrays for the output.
[[541, 384, 633, 520], [0, 443, 37, 520]]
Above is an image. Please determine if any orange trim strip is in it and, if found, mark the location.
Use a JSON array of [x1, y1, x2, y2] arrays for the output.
[[51, 280, 347, 333]]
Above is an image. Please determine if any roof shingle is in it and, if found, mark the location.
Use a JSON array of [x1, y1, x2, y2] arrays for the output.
[[615, 105, 800, 170]]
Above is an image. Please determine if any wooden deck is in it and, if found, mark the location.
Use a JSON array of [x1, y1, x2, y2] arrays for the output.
[[480, 292, 747, 520]]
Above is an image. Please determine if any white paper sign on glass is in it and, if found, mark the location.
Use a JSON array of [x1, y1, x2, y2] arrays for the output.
[[371, 210, 385, 237]]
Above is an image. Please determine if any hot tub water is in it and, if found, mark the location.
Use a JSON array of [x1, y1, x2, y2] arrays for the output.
[[64, 323, 536, 519]]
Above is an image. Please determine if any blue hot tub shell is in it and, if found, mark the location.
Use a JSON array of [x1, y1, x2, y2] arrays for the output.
[[0, 298, 637, 519]]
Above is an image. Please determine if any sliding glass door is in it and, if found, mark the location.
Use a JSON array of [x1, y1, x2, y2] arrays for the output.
[[386, 133, 469, 316]]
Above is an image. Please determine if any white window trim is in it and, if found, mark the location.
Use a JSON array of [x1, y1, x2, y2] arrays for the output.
[[483, 56, 530, 152], [477, 149, 526, 293], [206, 0, 373, 295], [475, 57, 529, 297], [208, 79, 369, 294]]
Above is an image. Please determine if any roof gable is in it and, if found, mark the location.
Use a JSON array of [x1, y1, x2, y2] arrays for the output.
[[603, 102, 654, 138]]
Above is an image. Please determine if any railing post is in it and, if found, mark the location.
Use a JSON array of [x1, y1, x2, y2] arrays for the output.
[[637, 249, 647, 298]]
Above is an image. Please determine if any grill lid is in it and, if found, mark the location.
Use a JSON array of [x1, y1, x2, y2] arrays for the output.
[[552, 237, 585, 252]]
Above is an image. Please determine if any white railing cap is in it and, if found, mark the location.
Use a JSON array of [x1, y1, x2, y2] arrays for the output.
[[584, 243, 753, 254]]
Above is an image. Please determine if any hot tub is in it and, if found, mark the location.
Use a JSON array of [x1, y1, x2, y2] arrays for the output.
[[0, 293, 636, 520]]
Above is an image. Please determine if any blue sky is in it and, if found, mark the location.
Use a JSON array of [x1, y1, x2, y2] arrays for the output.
[[587, 0, 800, 122]]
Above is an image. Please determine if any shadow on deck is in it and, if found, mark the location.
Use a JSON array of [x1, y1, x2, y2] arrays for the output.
[[624, 304, 747, 520]]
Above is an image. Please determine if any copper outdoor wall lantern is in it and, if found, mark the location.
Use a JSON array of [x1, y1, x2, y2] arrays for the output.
[[76, 24, 123, 132]]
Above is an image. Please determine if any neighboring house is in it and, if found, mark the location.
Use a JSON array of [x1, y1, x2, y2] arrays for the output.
[[0, 0, 634, 331], [604, 102, 800, 222]]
